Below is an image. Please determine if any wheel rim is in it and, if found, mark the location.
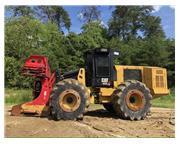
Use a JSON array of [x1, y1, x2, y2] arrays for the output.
[[59, 89, 81, 112], [125, 90, 144, 111]]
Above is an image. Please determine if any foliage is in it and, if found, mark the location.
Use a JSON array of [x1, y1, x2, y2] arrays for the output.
[[165, 39, 175, 87], [80, 21, 108, 49], [35, 6, 71, 31], [6, 6, 71, 31], [5, 17, 65, 87], [80, 6, 101, 23], [5, 57, 20, 87], [6, 6, 34, 18], [5, 6, 175, 89], [108, 6, 165, 40]]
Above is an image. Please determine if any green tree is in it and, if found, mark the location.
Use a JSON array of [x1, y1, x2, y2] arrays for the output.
[[5, 17, 66, 87], [108, 6, 164, 41], [131, 37, 168, 66], [5, 57, 33, 88], [4, 6, 175, 89], [80, 21, 108, 50], [5, 57, 20, 87], [79, 6, 101, 23], [143, 15, 165, 38], [6, 6, 34, 18], [35, 6, 71, 31], [58, 21, 108, 72], [63, 32, 84, 70], [164, 39, 175, 87]]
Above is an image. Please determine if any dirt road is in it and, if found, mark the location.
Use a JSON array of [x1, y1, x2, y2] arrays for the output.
[[5, 105, 175, 138]]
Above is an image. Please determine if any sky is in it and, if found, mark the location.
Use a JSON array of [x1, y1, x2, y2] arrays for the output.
[[151, 5, 175, 38], [63, 5, 175, 39], [62, 6, 112, 34], [5, 5, 175, 39]]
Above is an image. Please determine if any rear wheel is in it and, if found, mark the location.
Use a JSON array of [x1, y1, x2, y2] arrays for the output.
[[50, 79, 89, 120], [112, 81, 152, 120]]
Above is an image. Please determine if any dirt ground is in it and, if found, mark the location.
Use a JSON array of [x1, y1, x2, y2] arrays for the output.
[[5, 105, 175, 138]]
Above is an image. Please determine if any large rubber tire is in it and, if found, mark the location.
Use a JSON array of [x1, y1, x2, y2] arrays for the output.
[[50, 79, 89, 120], [103, 103, 115, 113], [112, 80, 152, 120]]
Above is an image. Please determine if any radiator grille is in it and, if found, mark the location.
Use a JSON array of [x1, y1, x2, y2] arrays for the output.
[[156, 75, 164, 88]]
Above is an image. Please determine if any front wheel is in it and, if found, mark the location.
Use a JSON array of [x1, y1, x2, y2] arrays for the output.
[[50, 79, 89, 120]]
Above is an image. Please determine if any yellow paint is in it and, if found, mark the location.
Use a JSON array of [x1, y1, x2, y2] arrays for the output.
[[100, 88, 115, 96], [115, 65, 144, 85], [89, 95, 94, 104], [143, 67, 169, 97], [77, 65, 169, 104], [77, 68, 86, 85], [77, 69, 93, 104], [99, 96, 111, 103], [21, 104, 48, 115], [99, 65, 169, 100]]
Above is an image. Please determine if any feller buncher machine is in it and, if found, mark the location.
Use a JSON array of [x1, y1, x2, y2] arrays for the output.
[[11, 48, 169, 120]]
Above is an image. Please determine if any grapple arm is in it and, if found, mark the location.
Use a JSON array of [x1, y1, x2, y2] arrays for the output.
[[11, 55, 57, 116], [21, 55, 51, 78]]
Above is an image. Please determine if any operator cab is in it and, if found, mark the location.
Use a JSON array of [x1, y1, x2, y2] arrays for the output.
[[85, 48, 119, 87]]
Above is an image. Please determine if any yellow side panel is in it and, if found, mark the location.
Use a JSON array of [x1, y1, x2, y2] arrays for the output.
[[115, 65, 169, 98], [114, 65, 144, 87], [152, 68, 169, 97], [143, 68, 153, 90], [143, 67, 169, 97]]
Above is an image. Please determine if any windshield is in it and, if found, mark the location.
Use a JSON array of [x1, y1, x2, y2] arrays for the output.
[[95, 55, 110, 77]]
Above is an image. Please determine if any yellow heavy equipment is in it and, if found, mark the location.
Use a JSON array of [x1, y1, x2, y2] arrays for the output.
[[11, 48, 169, 120]]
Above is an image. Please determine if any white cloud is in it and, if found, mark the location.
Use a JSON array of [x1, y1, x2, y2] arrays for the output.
[[152, 6, 163, 13], [152, 5, 175, 13], [100, 20, 108, 28], [100, 20, 105, 26], [169, 5, 175, 9], [77, 12, 83, 20]]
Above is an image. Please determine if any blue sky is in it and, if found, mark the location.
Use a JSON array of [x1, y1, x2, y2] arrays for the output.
[[5, 6, 175, 39], [62, 6, 113, 34], [63, 6, 175, 39], [152, 6, 175, 38]]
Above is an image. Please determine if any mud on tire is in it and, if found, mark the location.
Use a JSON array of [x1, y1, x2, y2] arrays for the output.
[[50, 79, 89, 120], [112, 80, 152, 120]]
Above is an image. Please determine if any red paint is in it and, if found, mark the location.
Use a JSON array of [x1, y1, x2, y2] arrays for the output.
[[21, 55, 56, 106]]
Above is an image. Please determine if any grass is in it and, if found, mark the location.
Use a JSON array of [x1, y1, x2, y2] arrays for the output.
[[5, 88, 33, 104], [5, 88, 175, 108], [152, 91, 175, 108]]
